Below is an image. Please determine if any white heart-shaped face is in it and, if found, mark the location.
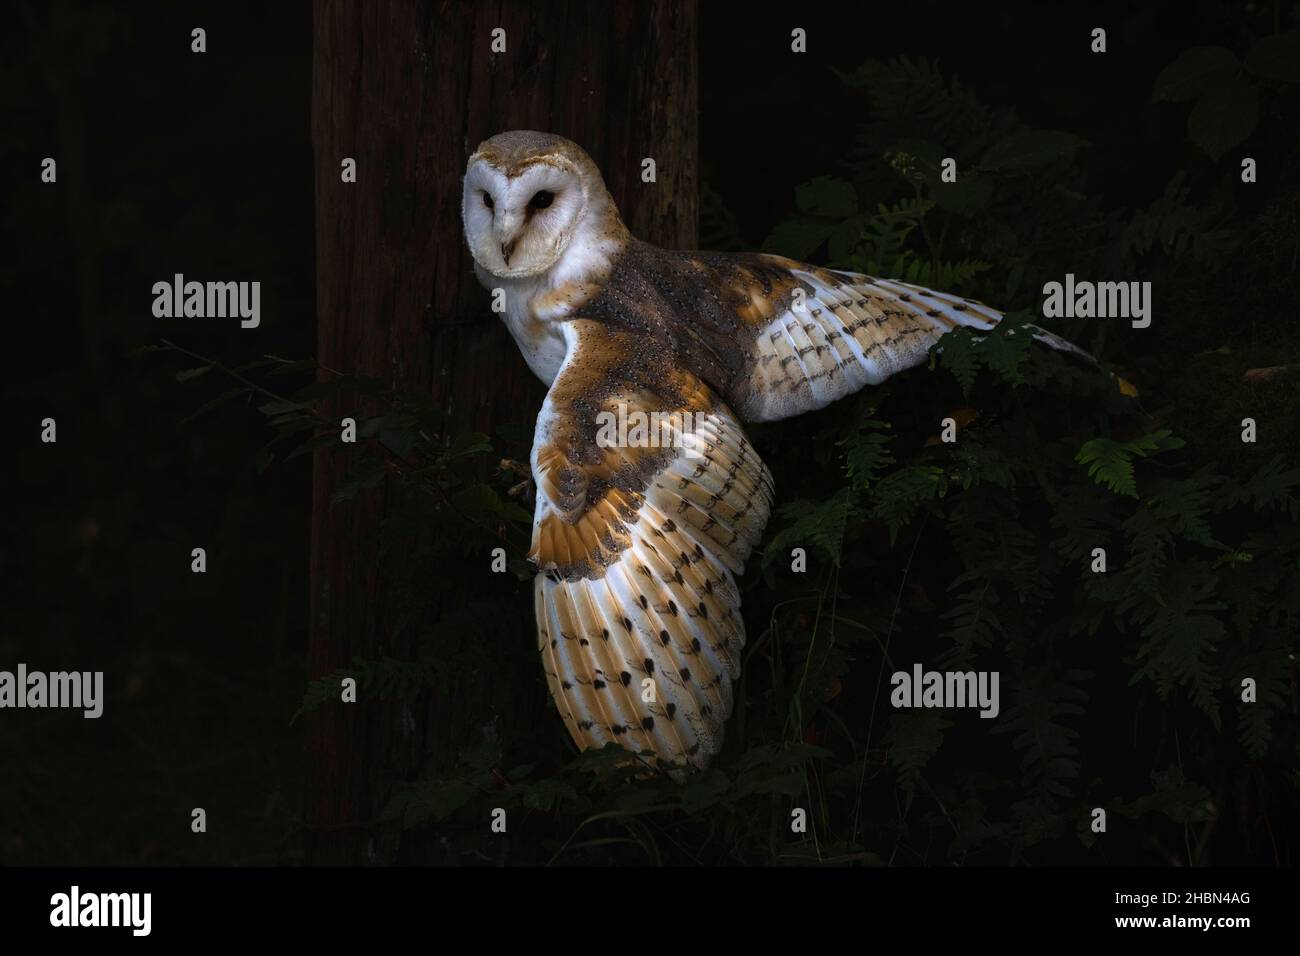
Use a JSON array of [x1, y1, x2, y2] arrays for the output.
[[462, 157, 588, 280]]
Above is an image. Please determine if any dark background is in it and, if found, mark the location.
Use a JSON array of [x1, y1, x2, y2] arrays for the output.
[[2, 0, 1296, 865]]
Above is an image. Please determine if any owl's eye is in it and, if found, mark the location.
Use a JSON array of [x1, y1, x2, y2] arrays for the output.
[[529, 190, 554, 210], [482, 191, 494, 210]]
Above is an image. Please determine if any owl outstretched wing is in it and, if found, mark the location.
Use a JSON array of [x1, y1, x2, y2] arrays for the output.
[[528, 319, 773, 775], [716, 254, 1089, 423]]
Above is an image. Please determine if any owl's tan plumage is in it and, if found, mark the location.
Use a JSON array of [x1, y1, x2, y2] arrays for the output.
[[462, 131, 1088, 776]]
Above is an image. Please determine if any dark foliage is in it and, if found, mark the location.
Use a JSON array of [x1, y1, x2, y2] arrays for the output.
[[172, 42, 1300, 865]]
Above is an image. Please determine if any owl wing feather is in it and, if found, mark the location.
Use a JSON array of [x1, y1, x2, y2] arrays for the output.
[[529, 319, 773, 775], [722, 254, 1091, 422], [526, 252, 1094, 774]]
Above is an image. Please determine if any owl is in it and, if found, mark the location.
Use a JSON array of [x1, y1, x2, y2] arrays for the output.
[[462, 130, 1088, 777]]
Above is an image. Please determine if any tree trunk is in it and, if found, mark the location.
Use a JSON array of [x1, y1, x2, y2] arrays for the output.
[[305, 0, 697, 864]]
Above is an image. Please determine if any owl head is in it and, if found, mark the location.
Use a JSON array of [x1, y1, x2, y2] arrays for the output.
[[462, 131, 623, 280]]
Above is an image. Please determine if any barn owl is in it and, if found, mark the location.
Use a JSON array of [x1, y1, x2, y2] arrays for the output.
[[462, 130, 1087, 777]]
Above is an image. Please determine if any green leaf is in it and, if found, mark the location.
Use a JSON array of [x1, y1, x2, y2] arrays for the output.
[[175, 365, 213, 383], [284, 432, 338, 461], [884, 139, 949, 187], [331, 457, 388, 503], [838, 417, 895, 490], [763, 218, 836, 259], [870, 466, 943, 543], [265, 358, 319, 377], [1119, 430, 1186, 457], [1187, 78, 1258, 160], [379, 421, 417, 460], [976, 315, 1033, 385], [885, 710, 952, 788], [827, 217, 867, 266], [937, 328, 981, 393], [454, 483, 531, 524], [1152, 46, 1238, 102], [1117, 767, 1214, 824], [1075, 430, 1184, 498], [1078, 443, 1136, 496], [383, 778, 477, 825], [795, 176, 858, 217], [992, 669, 1090, 836], [258, 399, 311, 416], [180, 386, 249, 423], [1221, 455, 1300, 516], [519, 778, 577, 811], [888, 137, 947, 166], [763, 489, 859, 567], [445, 431, 494, 459], [1243, 33, 1300, 82], [932, 175, 993, 215], [979, 131, 1084, 171]]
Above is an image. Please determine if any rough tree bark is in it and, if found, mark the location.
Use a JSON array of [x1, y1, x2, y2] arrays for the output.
[[306, 0, 698, 864]]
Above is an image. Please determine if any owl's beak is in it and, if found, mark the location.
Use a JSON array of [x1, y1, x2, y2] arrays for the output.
[[501, 238, 518, 266]]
